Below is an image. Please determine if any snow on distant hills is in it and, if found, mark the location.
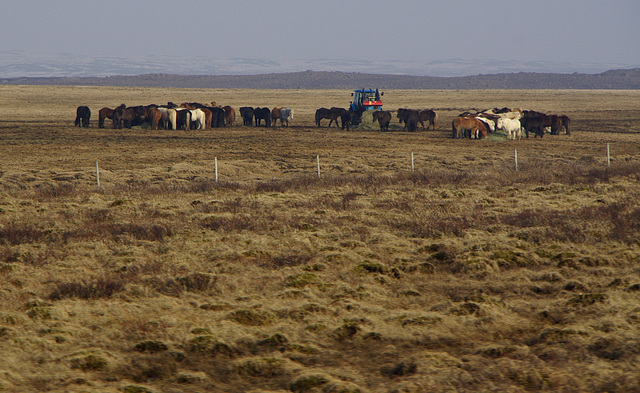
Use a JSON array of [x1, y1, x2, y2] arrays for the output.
[[0, 51, 636, 78]]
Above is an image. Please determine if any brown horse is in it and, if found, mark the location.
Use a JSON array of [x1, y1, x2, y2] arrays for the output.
[[98, 107, 114, 128], [271, 106, 283, 127], [372, 110, 392, 131], [200, 107, 213, 129], [315, 107, 348, 128], [113, 104, 136, 129], [418, 109, 437, 130], [146, 107, 162, 130], [397, 109, 420, 132], [223, 106, 235, 126], [452, 116, 488, 139]]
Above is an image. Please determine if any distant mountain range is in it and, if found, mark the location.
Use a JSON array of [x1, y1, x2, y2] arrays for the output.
[[1, 52, 638, 78], [1, 53, 639, 89]]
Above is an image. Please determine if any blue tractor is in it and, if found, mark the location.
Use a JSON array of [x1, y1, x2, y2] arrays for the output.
[[349, 88, 383, 125]]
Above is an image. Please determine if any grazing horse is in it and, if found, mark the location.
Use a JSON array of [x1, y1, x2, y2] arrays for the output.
[[198, 107, 213, 129], [476, 114, 498, 133], [278, 108, 293, 127], [113, 104, 136, 129], [175, 108, 192, 130], [179, 102, 210, 127], [397, 109, 420, 132], [271, 106, 283, 127], [452, 116, 488, 139], [520, 115, 544, 138], [497, 117, 522, 140], [240, 107, 254, 126], [157, 107, 177, 130], [548, 115, 564, 135], [315, 108, 331, 126], [98, 107, 114, 128], [223, 106, 235, 126], [418, 109, 437, 130], [316, 107, 348, 128], [146, 106, 163, 130], [189, 108, 206, 130], [208, 106, 226, 127], [341, 109, 355, 131], [180, 102, 205, 109], [74, 106, 91, 127], [372, 110, 392, 131], [254, 107, 271, 127]]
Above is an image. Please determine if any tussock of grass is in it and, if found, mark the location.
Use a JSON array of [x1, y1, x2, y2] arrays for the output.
[[49, 277, 126, 300]]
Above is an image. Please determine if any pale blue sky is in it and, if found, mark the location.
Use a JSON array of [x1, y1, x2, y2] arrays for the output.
[[1, 0, 639, 74]]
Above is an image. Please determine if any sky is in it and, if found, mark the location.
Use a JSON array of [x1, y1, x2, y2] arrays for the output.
[[1, 0, 639, 75]]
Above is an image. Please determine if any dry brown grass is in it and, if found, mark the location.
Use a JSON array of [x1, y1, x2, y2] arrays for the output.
[[1, 86, 640, 392]]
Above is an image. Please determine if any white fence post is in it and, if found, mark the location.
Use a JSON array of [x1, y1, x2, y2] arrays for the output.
[[96, 160, 100, 187], [607, 143, 610, 167], [317, 155, 321, 178], [514, 149, 518, 171], [215, 157, 218, 182], [411, 152, 415, 172]]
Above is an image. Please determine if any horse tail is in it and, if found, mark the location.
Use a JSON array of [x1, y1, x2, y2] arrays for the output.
[[452, 119, 459, 139]]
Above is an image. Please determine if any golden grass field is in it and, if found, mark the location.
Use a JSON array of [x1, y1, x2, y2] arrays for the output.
[[1, 85, 640, 392]]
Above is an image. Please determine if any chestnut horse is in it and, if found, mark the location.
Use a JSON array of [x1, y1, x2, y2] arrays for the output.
[[98, 107, 114, 128], [452, 116, 488, 139], [146, 107, 162, 130], [223, 106, 235, 126]]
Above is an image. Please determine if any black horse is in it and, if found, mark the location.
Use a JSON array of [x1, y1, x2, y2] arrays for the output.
[[397, 109, 420, 132], [74, 106, 91, 127], [240, 107, 254, 126], [254, 107, 271, 127], [520, 115, 545, 138], [372, 110, 392, 131], [205, 106, 226, 128]]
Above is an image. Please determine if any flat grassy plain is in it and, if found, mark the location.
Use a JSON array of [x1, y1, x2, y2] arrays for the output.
[[1, 85, 640, 392]]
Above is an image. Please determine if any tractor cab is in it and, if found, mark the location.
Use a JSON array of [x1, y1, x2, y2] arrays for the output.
[[349, 88, 383, 125], [350, 88, 383, 113]]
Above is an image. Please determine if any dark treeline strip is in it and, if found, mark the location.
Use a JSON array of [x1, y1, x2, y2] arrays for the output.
[[2, 69, 640, 89]]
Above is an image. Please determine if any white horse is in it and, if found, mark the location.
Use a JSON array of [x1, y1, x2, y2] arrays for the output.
[[279, 108, 293, 127], [476, 115, 496, 133], [157, 107, 177, 130], [189, 108, 206, 130], [497, 117, 522, 140]]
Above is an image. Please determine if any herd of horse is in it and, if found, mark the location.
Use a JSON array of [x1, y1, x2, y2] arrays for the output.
[[91, 102, 234, 130], [239, 106, 294, 128], [451, 107, 571, 140], [75, 103, 571, 139], [313, 107, 435, 133], [75, 103, 294, 130]]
